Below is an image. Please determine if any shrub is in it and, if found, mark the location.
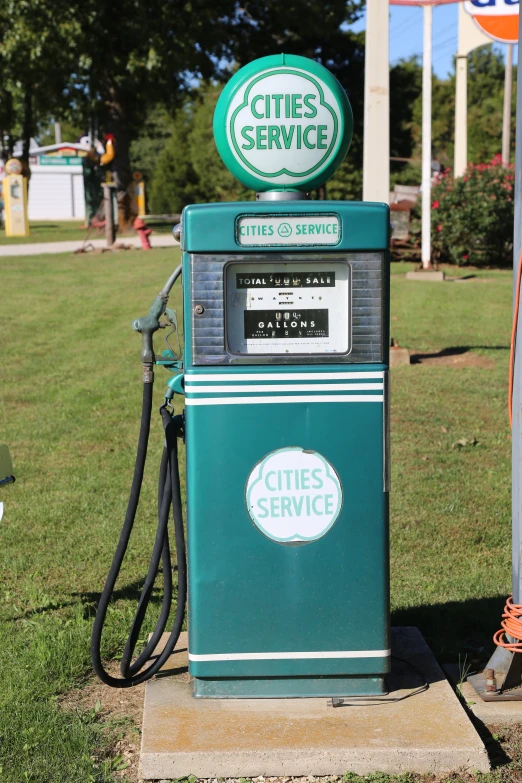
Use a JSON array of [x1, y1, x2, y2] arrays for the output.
[[430, 155, 514, 266]]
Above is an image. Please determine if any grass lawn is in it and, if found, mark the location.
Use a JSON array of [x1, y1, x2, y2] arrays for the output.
[[0, 220, 89, 244], [0, 250, 519, 781], [0, 218, 176, 246]]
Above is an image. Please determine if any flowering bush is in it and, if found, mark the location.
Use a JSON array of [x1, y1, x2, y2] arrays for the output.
[[428, 155, 514, 266]]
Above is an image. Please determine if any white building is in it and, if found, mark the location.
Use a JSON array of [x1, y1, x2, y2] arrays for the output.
[[27, 143, 87, 221]]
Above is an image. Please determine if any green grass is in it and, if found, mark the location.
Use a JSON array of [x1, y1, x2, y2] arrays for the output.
[[0, 219, 174, 245], [0, 221, 88, 244], [0, 253, 516, 781]]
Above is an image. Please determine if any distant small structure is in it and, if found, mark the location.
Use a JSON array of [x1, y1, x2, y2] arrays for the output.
[[390, 184, 420, 250], [28, 142, 90, 221]]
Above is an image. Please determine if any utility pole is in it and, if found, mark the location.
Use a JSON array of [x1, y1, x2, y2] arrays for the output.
[[102, 183, 116, 247], [512, 24, 522, 615], [421, 5, 433, 269], [54, 122, 62, 145], [467, 13, 522, 701], [454, 4, 491, 178], [502, 44, 514, 165], [454, 53, 468, 178], [363, 0, 390, 204]]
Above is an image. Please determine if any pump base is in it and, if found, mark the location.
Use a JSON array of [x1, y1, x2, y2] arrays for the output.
[[140, 628, 490, 779], [193, 675, 386, 698]]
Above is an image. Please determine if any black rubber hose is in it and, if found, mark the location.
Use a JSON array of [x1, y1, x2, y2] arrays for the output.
[[90, 385, 187, 688]]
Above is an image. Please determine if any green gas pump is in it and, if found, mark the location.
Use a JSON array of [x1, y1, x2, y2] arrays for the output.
[[91, 54, 390, 699]]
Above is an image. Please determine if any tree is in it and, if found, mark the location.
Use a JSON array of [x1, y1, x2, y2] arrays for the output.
[[130, 106, 176, 186], [149, 87, 253, 213], [0, 0, 80, 162], [406, 45, 516, 173], [0, 0, 367, 210], [148, 105, 203, 214]]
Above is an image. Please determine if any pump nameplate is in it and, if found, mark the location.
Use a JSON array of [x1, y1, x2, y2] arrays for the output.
[[236, 214, 341, 247], [246, 447, 343, 544]]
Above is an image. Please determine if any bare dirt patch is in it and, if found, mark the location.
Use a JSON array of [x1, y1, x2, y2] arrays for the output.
[[59, 661, 144, 781], [411, 350, 495, 369]]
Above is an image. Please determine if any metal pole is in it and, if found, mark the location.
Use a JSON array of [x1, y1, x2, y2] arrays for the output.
[[503, 44, 514, 166], [54, 122, 62, 145], [512, 23, 522, 606], [454, 54, 468, 177], [421, 5, 433, 268], [362, 0, 390, 203], [466, 22, 522, 700], [103, 183, 116, 247]]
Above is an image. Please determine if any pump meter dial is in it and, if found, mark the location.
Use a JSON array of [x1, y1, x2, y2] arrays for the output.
[[225, 261, 350, 356]]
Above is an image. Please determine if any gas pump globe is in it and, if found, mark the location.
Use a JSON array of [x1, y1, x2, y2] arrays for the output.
[[93, 53, 391, 700]]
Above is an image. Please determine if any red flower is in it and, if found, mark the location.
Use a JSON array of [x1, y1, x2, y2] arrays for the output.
[[432, 200, 440, 209], [462, 254, 469, 260], [437, 225, 443, 232]]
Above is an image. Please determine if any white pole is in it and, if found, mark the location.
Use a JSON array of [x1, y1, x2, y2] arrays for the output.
[[54, 122, 62, 145], [454, 54, 468, 177], [363, 0, 390, 203], [421, 5, 433, 268], [503, 44, 514, 165], [512, 14, 522, 606]]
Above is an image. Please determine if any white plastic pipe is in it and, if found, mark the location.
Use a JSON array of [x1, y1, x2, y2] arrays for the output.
[[362, 0, 390, 203], [454, 54, 468, 178], [421, 5, 433, 268], [503, 44, 514, 165]]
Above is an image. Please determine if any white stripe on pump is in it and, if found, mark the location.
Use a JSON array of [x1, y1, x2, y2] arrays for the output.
[[185, 383, 384, 393], [185, 372, 384, 382], [189, 649, 391, 662], [185, 395, 384, 406]]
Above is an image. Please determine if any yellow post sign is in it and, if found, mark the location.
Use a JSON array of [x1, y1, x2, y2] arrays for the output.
[[3, 159, 29, 237], [131, 172, 146, 216]]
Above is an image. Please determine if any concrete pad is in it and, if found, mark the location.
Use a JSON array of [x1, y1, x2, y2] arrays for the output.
[[389, 347, 411, 367], [140, 628, 489, 779], [406, 270, 445, 282], [444, 664, 522, 726]]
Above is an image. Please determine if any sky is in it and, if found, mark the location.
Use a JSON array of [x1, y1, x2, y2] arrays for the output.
[[349, 4, 517, 79]]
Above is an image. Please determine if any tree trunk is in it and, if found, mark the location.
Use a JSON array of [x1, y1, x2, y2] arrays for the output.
[[0, 90, 15, 161], [104, 86, 134, 231], [20, 86, 33, 189], [21, 87, 33, 164]]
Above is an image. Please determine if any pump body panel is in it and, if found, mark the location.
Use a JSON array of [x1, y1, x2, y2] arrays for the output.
[[182, 201, 390, 698]]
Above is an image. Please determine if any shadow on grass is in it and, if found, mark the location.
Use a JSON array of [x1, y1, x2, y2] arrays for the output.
[[410, 345, 509, 363], [7, 575, 174, 622], [392, 595, 507, 664]]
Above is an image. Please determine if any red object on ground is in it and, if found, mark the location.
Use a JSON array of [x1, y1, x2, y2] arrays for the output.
[[134, 217, 152, 250]]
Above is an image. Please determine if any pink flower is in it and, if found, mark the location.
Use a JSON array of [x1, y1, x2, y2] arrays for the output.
[[432, 200, 440, 209]]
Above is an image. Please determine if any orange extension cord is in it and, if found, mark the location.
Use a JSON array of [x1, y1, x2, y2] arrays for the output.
[[493, 597, 522, 652], [495, 252, 522, 652]]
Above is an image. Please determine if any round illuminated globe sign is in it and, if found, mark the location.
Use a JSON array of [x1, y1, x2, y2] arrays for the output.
[[214, 54, 353, 192]]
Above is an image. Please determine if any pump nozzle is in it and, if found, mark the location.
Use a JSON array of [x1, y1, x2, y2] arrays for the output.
[[131, 264, 183, 370], [132, 295, 166, 366]]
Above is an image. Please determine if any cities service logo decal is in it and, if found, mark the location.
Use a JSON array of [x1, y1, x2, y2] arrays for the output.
[[227, 68, 341, 186], [245, 447, 343, 544]]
